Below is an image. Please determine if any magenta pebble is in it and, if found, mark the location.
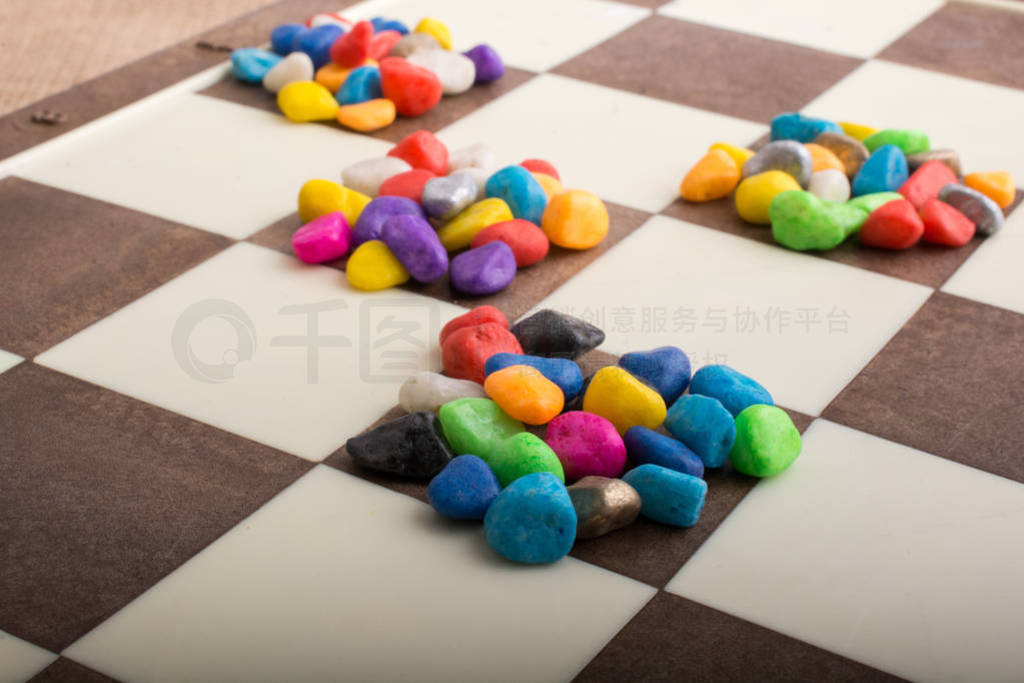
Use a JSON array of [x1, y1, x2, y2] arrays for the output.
[[544, 411, 627, 482], [291, 212, 352, 263]]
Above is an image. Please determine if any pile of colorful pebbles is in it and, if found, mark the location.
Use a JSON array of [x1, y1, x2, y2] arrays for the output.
[[292, 130, 610, 294], [679, 112, 1016, 251], [345, 306, 800, 565], [230, 13, 503, 132]]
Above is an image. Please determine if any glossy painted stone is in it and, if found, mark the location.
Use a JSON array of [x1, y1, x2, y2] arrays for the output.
[[541, 190, 609, 249], [485, 353, 583, 400], [298, 179, 370, 226], [851, 145, 908, 197], [735, 170, 802, 224], [898, 160, 958, 210], [484, 472, 575, 564], [623, 426, 704, 478], [729, 404, 802, 477], [399, 371, 487, 413], [689, 364, 772, 417], [277, 81, 339, 122], [437, 197, 513, 251], [938, 184, 1004, 236], [680, 149, 740, 202], [486, 165, 548, 225], [421, 171, 477, 220], [813, 131, 869, 178], [664, 394, 736, 468], [336, 98, 395, 132], [742, 140, 813, 187], [484, 365, 564, 425], [618, 346, 691, 405], [964, 171, 1016, 209], [846, 191, 903, 215], [449, 241, 517, 296], [329, 20, 373, 68], [920, 198, 975, 247], [345, 411, 452, 478], [567, 476, 641, 540], [380, 214, 448, 282], [622, 464, 707, 528], [427, 455, 501, 520], [544, 411, 627, 482], [510, 309, 605, 359], [379, 57, 443, 116], [582, 366, 667, 435], [463, 43, 505, 83], [290, 212, 351, 264], [336, 65, 382, 104]]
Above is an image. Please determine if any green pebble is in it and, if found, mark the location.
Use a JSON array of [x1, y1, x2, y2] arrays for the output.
[[489, 432, 565, 487], [438, 398, 524, 459], [770, 190, 866, 251], [729, 404, 801, 477], [863, 128, 930, 156], [846, 191, 903, 214]]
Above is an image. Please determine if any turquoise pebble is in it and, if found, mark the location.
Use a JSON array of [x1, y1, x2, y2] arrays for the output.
[[622, 464, 707, 527], [230, 48, 282, 83], [337, 66, 383, 105], [483, 472, 576, 564], [485, 166, 548, 225], [851, 145, 908, 197], [689, 364, 773, 417], [665, 394, 736, 468], [771, 112, 842, 143]]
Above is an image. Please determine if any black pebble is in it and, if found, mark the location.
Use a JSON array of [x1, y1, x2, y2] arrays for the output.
[[345, 411, 453, 478], [510, 309, 605, 359]]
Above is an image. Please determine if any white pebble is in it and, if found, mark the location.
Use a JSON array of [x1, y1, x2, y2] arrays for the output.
[[447, 143, 496, 175], [407, 49, 476, 96], [457, 166, 492, 201], [262, 52, 314, 93], [399, 371, 487, 413], [808, 169, 850, 203], [341, 157, 412, 197]]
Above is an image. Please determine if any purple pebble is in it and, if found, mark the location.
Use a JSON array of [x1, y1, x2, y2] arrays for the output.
[[462, 44, 505, 84], [352, 196, 424, 246], [381, 214, 448, 283], [449, 241, 516, 295]]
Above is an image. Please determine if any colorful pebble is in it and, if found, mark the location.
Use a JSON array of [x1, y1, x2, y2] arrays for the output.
[[812, 131, 869, 178], [859, 198, 924, 250], [838, 120, 878, 141], [485, 165, 548, 225], [510, 309, 605, 359], [863, 128, 930, 156], [352, 195, 424, 245], [437, 397, 523, 456], [345, 411, 452, 478], [378, 168, 435, 202], [484, 365, 564, 425], [541, 189, 609, 249], [263, 51, 314, 93], [770, 190, 864, 251], [345, 239, 410, 290], [336, 98, 396, 132], [532, 173, 563, 199], [680, 149, 740, 202], [920, 198, 975, 247], [742, 140, 813, 187], [290, 212, 351, 264], [804, 143, 845, 173], [617, 346, 691, 404], [440, 322, 523, 384], [231, 48, 282, 83], [938, 184, 1005, 236], [851, 145, 908, 196], [398, 371, 487, 413], [294, 24, 344, 69], [623, 426, 704, 478], [484, 353, 583, 400], [484, 472, 575, 563], [463, 44, 505, 83], [329, 20, 373, 68], [297, 178, 369, 225], [437, 197, 513, 250], [449, 241, 517, 295], [489, 432, 565, 487], [770, 112, 842, 143], [421, 171, 477, 219], [341, 156, 411, 197], [964, 171, 1016, 209], [664, 394, 736, 468], [808, 169, 851, 203], [907, 149, 961, 176], [709, 141, 754, 168], [407, 48, 477, 95], [735, 170, 802, 224], [277, 81, 339, 122], [336, 65, 383, 104], [439, 305, 507, 345], [582, 366, 667, 435], [729, 404, 802, 477], [622, 464, 707, 528], [389, 130, 449, 175], [271, 23, 306, 55], [567, 476, 641, 539], [689, 364, 772, 417], [544, 411, 627, 482], [470, 219, 550, 267], [379, 57, 443, 116], [427, 455, 501, 520], [414, 17, 453, 50], [380, 214, 449, 282], [898, 160, 958, 210]]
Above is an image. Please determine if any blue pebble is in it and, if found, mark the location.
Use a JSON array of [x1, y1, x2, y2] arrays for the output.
[[293, 24, 345, 70], [689, 364, 772, 418], [485, 166, 549, 225], [427, 455, 501, 521], [623, 427, 704, 478], [851, 144, 909, 197], [271, 23, 306, 55], [370, 17, 410, 34], [484, 353, 583, 400], [230, 48, 282, 83], [337, 66, 383, 105], [664, 394, 736, 468], [622, 464, 707, 527], [618, 346, 691, 404], [484, 472, 576, 564], [770, 112, 843, 143]]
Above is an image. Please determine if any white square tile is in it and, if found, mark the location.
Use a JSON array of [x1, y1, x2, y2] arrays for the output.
[[943, 206, 1024, 315], [36, 243, 466, 461], [0, 630, 55, 683], [666, 420, 1024, 683], [527, 216, 931, 415], [341, 0, 650, 72], [14, 93, 391, 239], [66, 466, 655, 683], [804, 60, 1024, 182], [0, 350, 22, 375], [438, 74, 766, 213], [658, 0, 942, 58]]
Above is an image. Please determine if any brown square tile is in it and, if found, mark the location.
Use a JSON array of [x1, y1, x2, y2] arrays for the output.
[[249, 201, 653, 322], [573, 591, 903, 682], [824, 291, 1024, 483], [0, 177, 231, 357], [879, 2, 1024, 91], [28, 658, 121, 683], [199, 67, 536, 143], [0, 363, 311, 651], [552, 15, 863, 123]]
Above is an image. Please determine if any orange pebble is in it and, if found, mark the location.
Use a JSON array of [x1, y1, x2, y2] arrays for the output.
[[964, 171, 1016, 209], [680, 149, 739, 202], [337, 98, 396, 132], [541, 189, 609, 249], [532, 172, 563, 199], [805, 143, 845, 173], [484, 365, 564, 425], [316, 59, 379, 93]]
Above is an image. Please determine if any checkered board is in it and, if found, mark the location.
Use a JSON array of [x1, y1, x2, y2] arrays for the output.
[[2, 0, 1024, 681]]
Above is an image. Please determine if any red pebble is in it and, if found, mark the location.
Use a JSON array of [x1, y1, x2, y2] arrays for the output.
[[898, 160, 958, 210], [442, 323, 523, 384], [920, 198, 975, 247], [439, 306, 508, 346], [368, 30, 402, 60], [387, 130, 449, 176], [329, 20, 373, 68], [520, 159, 560, 180], [378, 168, 436, 203], [859, 199, 925, 249], [470, 219, 550, 267], [379, 57, 443, 117]]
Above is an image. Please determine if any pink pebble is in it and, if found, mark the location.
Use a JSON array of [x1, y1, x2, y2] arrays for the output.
[[291, 212, 352, 264], [544, 411, 627, 482]]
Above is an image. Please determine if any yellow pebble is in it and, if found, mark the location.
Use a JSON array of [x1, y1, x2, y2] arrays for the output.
[[709, 142, 755, 168], [277, 81, 339, 122], [582, 366, 666, 435], [734, 170, 802, 224], [315, 59, 378, 93], [541, 189, 610, 249], [415, 17, 452, 50], [964, 171, 1016, 209], [297, 179, 370, 225], [680, 149, 740, 202], [804, 143, 846, 173], [839, 121, 878, 142], [337, 98, 396, 132], [437, 198, 513, 250], [532, 172, 563, 199], [346, 240, 410, 291]]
